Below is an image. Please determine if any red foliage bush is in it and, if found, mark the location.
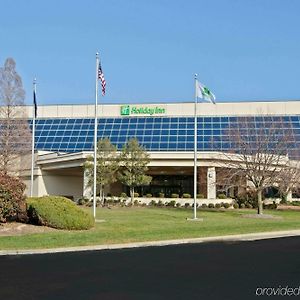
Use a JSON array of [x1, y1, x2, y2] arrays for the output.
[[0, 172, 27, 223]]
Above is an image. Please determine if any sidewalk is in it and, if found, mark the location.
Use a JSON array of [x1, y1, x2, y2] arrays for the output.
[[1, 229, 300, 256]]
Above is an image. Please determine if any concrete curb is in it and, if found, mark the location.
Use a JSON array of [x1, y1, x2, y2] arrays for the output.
[[1, 229, 300, 256]]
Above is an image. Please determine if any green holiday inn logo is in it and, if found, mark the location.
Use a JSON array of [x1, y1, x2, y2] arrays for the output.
[[120, 105, 166, 116], [120, 105, 130, 115]]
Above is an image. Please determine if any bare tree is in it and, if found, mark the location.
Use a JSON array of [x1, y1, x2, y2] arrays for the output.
[[276, 155, 300, 202], [0, 58, 31, 174], [216, 116, 294, 215]]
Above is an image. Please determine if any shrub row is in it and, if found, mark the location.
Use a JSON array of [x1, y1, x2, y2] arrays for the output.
[[27, 196, 95, 230], [147, 201, 232, 209], [91, 193, 230, 199]]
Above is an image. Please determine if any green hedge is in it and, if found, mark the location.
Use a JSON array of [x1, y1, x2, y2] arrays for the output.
[[27, 196, 94, 230]]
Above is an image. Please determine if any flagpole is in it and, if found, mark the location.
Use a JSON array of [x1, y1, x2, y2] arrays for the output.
[[193, 74, 198, 219], [93, 53, 99, 219], [30, 78, 37, 197]]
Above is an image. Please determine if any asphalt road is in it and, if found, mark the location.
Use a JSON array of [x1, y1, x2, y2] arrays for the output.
[[1, 237, 300, 300]]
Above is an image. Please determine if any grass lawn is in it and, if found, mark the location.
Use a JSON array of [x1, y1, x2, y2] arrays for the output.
[[1, 207, 300, 250]]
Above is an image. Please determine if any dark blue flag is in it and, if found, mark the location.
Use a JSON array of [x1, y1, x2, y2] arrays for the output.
[[33, 89, 37, 118]]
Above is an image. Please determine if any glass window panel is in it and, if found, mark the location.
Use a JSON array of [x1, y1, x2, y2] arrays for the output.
[[129, 118, 138, 124], [170, 123, 179, 129], [197, 129, 204, 136], [204, 142, 211, 149], [76, 143, 85, 149], [111, 130, 119, 136], [197, 142, 204, 149], [204, 136, 212, 142], [204, 123, 212, 129], [127, 123, 136, 129], [177, 143, 185, 149], [186, 143, 194, 149], [128, 130, 135, 135], [160, 143, 168, 149], [146, 118, 154, 123], [168, 143, 177, 149], [151, 144, 159, 150], [212, 117, 220, 122], [118, 136, 126, 142], [121, 118, 129, 124]]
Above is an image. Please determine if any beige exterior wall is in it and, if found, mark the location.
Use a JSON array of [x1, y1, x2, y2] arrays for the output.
[[19, 100, 300, 119]]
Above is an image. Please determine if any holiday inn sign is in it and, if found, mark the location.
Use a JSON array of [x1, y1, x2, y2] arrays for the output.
[[120, 105, 166, 116]]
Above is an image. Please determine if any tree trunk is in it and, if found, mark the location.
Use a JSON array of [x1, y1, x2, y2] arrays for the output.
[[130, 186, 134, 205], [99, 186, 103, 207], [257, 190, 263, 215]]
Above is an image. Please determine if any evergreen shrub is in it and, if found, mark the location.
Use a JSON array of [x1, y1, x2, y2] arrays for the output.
[[27, 196, 94, 230], [171, 193, 179, 198], [224, 203, 230, 209], [182, 193, 191, 198]]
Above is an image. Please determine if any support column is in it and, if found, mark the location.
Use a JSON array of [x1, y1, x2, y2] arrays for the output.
[[207, 167, 216, 200], [287, 190, 293, 202], [198, 167, 207, 198], [83, 169, 92, 199]]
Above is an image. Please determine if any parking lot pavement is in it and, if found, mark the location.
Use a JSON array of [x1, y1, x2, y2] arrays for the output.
[[1, 236, 300, 300]]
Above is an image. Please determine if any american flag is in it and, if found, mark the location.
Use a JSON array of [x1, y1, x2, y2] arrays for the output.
[[98, 62, 106, 96]]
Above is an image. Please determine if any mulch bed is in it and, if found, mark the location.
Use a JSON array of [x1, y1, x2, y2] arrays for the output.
[[0, 222, 57, 236]]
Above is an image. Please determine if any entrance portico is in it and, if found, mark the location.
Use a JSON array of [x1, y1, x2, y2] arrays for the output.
[[23, 151, 225, 200]]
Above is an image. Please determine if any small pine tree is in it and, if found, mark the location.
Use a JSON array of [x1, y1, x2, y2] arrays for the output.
[[118, 138, 152, 204]]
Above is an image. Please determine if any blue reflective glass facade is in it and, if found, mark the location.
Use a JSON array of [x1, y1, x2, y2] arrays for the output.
[[29, 115, 300, 153]]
